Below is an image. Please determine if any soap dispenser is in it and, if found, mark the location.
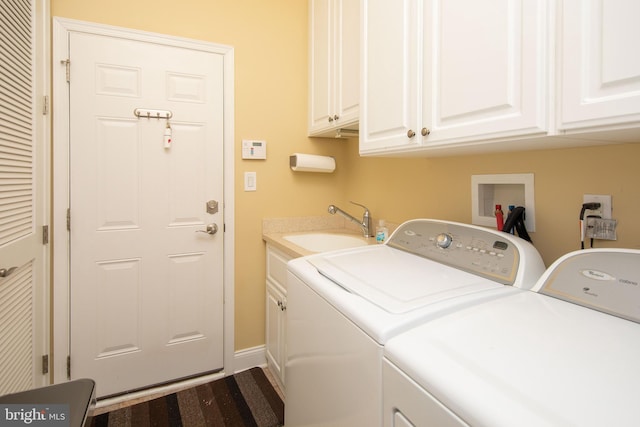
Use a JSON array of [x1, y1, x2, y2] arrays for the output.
[[376, 220, 389, 244]]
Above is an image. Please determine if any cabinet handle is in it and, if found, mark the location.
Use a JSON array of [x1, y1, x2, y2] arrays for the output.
[[328, 116, 334, 123], [407, 130, 416, 138], [421, 128, 430, 136], [333, 114, 339, 121]]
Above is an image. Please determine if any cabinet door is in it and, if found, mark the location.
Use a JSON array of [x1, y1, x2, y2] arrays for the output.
[[334, 0, 360, 127], [424, 0, 547, 146], [360, 0, 421, 154], [310, 0, 360, 136], [309, 0, 334, 134], [266, 280, 286, 387], [558, 0, 640, 132]]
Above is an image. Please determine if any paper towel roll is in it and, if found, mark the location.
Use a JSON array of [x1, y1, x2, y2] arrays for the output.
[[289, 153, 336, 173]]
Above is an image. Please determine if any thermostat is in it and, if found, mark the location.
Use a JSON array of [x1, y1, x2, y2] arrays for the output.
[[242, 140, 267, 159]]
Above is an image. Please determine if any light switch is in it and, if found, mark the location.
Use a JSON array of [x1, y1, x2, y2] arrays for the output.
[[244, 172, 257, 191]]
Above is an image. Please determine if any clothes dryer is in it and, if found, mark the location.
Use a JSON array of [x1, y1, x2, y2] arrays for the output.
[[383, 249, 640, 427]]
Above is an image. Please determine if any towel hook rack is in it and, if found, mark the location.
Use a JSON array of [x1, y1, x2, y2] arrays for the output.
[[133, 108, 173, 120]]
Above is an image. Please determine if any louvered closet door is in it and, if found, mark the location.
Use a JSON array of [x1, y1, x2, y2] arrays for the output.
[[0, 0, 48, 394]]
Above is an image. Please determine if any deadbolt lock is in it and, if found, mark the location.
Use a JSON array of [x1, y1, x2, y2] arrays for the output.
[[206, 200, 219, 214]]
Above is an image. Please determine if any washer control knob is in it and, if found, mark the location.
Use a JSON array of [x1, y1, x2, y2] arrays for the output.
[[436, 233, 453, 249]]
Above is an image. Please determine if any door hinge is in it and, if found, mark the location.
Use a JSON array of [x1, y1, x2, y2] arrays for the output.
[[42, 95, 49, 115], [42, 355, 49, 375], [60, 59, 71, 83], [61, 59, 70, 82], [42, 225, 49, 244], [67, 208, 71, 231], [66, 355, 71, 379]]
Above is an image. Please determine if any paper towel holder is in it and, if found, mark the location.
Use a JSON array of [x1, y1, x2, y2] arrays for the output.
[[289, 153, 336, 173]]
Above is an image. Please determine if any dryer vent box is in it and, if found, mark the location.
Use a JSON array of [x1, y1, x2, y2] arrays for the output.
[[472, 174, 535, 232]]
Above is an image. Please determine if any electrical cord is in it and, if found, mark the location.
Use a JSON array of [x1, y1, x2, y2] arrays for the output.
[[586, 215, 601, 248], [580, 202, 601, 249]]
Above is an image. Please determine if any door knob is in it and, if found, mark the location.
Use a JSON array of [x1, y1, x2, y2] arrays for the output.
[[0, 266, 18, 278], [196, 223, 218, 235]]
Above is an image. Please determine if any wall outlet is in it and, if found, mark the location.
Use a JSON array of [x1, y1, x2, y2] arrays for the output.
[[583, 194, 612, 219]]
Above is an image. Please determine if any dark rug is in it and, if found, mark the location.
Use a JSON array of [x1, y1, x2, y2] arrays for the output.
[[89, 368, 284, 427]]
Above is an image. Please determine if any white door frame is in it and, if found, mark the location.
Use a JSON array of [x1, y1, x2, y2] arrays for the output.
[[51, 17, 235, 386]]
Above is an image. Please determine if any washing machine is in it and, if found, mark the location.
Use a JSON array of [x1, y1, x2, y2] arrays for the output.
[[284, 219, 545, 426], [383, 248, 640, 427]]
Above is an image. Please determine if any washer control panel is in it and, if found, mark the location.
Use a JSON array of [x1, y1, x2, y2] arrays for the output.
[[387, 219, 520, 285]]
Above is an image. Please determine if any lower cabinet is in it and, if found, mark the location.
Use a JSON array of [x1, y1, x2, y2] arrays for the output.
[[265, 245, 293, 393]]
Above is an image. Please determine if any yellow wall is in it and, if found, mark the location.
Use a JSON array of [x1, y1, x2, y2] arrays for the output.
[[51, 0, 640, 353], [340, 141, 640, 265]]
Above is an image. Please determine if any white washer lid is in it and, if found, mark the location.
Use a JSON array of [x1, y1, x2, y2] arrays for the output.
[[384, 291, 640, 427], [308, 245, 501, 314]]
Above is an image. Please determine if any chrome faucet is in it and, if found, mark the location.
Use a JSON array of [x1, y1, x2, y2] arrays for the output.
[[328, 201, 373, 238]]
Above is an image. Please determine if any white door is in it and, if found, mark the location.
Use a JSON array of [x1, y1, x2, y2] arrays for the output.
[[0, 0, 49, 395], [68, 31, 225, 397]]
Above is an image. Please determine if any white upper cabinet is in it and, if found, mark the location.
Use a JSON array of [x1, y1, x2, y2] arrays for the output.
[[309, 0, 360, 137], [360, 0, 421, 152], [361, 0, 548, 156], [557, 0, 640, 137], [426, 1, 547, 146]]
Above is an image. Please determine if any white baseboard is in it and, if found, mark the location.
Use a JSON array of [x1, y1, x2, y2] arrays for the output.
[[233, 345, 266, 373]]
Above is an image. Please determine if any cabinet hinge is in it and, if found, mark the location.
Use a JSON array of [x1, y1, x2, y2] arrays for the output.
[[66, 355, 71, 379], [42, 354, 49, 375], [42, 225, 49, 244], [61, 59, 70, 82], [67, 208, 71, 231], [42, 95, 49, 115]]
